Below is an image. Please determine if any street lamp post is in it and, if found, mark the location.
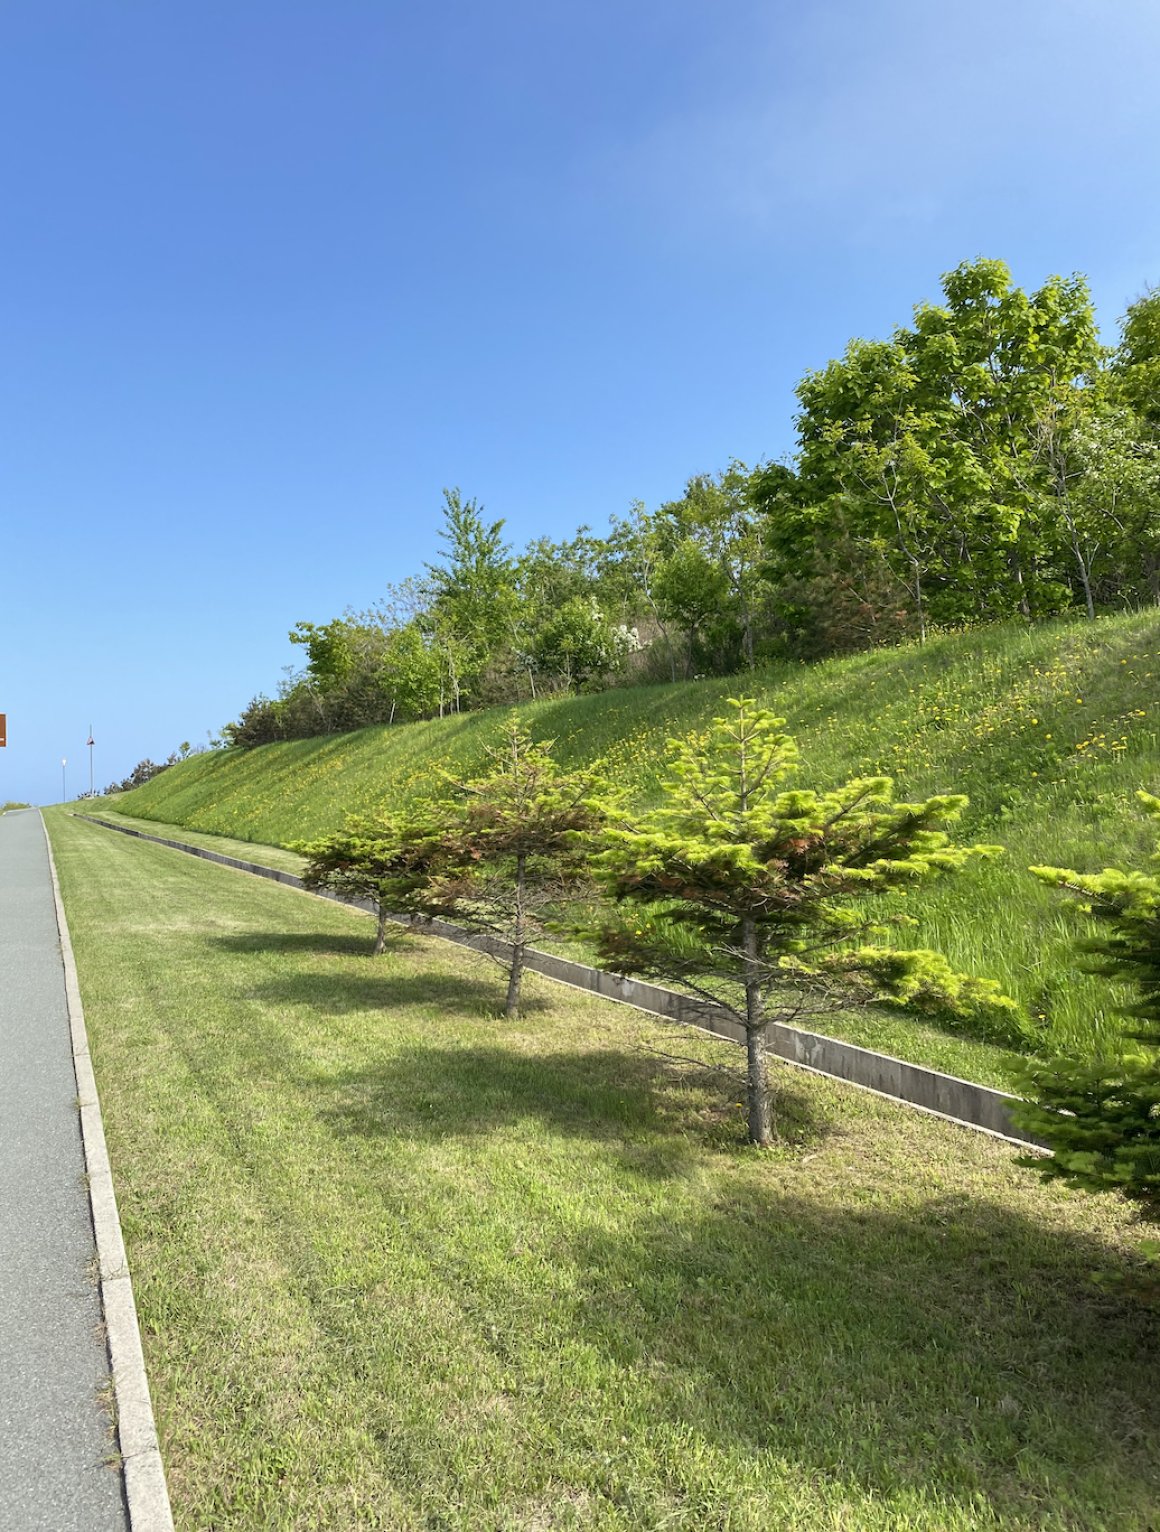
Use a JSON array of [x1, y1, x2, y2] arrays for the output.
[[61, 758, 67, 804], [87, 725, 94, 798]]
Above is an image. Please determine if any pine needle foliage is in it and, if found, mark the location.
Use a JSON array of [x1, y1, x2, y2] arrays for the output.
[[594, 697, 1007, 1145], [1016, 792, 1160, 1216], [293, 814, 444, 955], [422, 723, 610, 1018]]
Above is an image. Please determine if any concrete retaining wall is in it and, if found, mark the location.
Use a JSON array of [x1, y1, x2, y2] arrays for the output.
[[77, 813, 1043, 1148]]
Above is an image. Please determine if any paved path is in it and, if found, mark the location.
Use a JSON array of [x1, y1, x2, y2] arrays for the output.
[[0, 809, 128, 1529]]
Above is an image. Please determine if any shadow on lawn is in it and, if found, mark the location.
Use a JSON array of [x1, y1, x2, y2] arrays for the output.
[[559, 1189, 1160, 1524], [314, 1045, 1160, 1520], [212, 930, 388, 959], [315, 1042, 831, 1176], [249, 968, 513, 1017]]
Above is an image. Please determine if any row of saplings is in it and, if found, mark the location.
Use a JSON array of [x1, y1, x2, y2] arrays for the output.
[[296, 698, 1160, 1245]]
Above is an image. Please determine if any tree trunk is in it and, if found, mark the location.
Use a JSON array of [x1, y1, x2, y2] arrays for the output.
[[742, 607, 755, 669], [742, 915, 773, 1145], [1074, 544, 1096, 620], [913, 560, 927, 644], [372, 905, 389, 956], [504, 853, 527, 1018]]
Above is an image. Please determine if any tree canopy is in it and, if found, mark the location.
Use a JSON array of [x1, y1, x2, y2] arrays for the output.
[[221, 257, 1160, 749]]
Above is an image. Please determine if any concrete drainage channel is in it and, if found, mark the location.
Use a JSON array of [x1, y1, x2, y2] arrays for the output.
[[77, 814, 1044, 1151]]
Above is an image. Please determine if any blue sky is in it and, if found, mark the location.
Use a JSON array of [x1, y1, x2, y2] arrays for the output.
[[2, 0, 1158, 804]]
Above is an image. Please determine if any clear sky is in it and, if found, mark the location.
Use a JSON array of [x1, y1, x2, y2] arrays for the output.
[[3, 0, 1158, 804]]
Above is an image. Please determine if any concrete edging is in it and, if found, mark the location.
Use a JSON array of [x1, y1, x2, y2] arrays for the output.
[[42, 813, 175, 1532], [76, 812, 1044, 1150]]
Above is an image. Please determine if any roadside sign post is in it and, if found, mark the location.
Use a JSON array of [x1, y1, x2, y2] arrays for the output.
[[0, 714, 6, 748]]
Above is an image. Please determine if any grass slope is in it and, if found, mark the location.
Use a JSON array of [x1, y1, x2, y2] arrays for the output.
[[48, 810, 1160, 1531], [115, 612, 1160, 1058]]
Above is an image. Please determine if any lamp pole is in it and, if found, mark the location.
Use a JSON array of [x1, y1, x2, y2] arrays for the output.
[[87, 725, 94, 798], [61, 758, 67, 804]]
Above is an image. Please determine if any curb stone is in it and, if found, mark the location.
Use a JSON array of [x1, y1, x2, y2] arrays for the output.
[[42, 813, 175, 1532]]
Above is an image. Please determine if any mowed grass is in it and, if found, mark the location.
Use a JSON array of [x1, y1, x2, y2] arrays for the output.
[[75, 807, 1032, 1091], [114, 612, 1160, 1060], [49, 811, 1160, 1530], [78, 805, 308, 877]]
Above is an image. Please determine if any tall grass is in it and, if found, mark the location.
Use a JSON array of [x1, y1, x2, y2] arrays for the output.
[[117, 611, 1160, 1060]]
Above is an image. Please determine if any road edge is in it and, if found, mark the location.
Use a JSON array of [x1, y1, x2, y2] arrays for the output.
[[41, 811, 175, 1532]]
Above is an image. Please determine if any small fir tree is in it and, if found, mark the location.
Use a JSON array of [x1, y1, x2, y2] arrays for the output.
[[294, 813, 444, 955], [1015, 792, 1160, 1217], [424, 723, 610, 1017], [594, 697, 1007, 1146]]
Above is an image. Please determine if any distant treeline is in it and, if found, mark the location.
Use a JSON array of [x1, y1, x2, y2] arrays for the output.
[[224, 258, 1160, 749]]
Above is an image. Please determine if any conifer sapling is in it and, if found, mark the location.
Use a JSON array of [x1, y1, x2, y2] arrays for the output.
[[424, 723, 610, 1018], [294, 813, 445, 955], [1016, 791, 1160, 1218], [595, 697, 1007, 1146]]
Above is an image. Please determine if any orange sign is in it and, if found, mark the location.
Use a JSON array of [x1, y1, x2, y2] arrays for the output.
[[0, 714, 6, 747]]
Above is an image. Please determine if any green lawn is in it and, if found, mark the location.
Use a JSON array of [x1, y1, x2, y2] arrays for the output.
[[81, 805, 308, 876], [76, 807, 1030, 1090], [111, 612, 1160, 1060], [50, 810, 1160, 1530]]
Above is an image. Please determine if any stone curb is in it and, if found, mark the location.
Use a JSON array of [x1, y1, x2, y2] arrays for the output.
[[76, 813, 1044, 1150], [42, 813, 175, 1532]]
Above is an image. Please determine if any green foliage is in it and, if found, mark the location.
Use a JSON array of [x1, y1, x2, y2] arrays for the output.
[[410, 723, 611, 1016], [525, 595, 631, 692], [830, 947, 1024, 1044], [1113, 286, 1160, 432], [793, 259, 1110, 635], [1016, 792, 1160, 1214], [115, 611, 1160, 1070], [595, 697, 1006, 1143], [219, 258, 1160, 749], [294, 813, 445, 954]]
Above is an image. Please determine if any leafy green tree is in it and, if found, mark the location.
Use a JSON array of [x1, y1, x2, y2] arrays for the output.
[[422, 488, 520, 709], [1032, 385, 1160, 616], [526, 596, 631, 693], [600, 501, 681, 681], [1113, 287, 1160, 434], [1016, 793, 1160, 1216], [379, 620, 444, 720], [595, 698, 1007, 1146], [423, 724, 610, 1017], [795, 259, 1104, 632], [294, 814, 444, 955], [651, 465, 769, 673]]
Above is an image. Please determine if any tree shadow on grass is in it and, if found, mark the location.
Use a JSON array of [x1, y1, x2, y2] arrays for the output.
[[307, 1044, 1159, 1520], [211, 930, 387, 959], [248, 968, 516, 1018], [554, 1189, 1160, 1525], [312, 1042, 831, 1179]]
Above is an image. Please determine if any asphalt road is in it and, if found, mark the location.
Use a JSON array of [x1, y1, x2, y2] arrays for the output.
[[0, 809, 128, 1530]]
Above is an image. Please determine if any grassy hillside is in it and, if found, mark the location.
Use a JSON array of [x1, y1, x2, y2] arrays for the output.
[[116, 612, 1160, 1059]]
